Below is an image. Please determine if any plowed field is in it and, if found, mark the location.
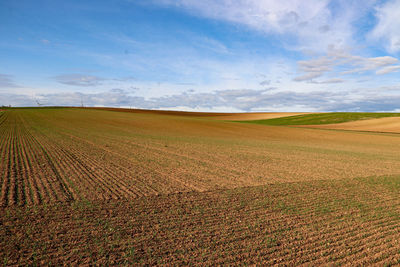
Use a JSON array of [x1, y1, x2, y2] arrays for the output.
[[2, 108, 400, 265]]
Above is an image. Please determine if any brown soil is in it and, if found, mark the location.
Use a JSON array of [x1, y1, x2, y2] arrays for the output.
[[210, 112, 309, 120], [2, 177, 400, 265], [2, 108, 400, 206], [84, 107, 230, 117], [2, 108, 400, 265], [305, 117, 400, 133], [85, 107, 308, 121]]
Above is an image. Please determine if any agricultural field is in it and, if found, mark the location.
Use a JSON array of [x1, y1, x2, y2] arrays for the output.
[[2, 108, 400, 265], [242, 112, 400, 126], [304, 117, 400, 134]]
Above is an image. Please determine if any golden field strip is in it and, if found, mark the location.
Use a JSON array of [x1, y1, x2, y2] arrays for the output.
[[304, 116, 400, 133], [2, 108, 400, 265]]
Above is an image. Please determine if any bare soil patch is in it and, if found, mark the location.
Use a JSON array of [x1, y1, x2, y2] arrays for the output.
[[210, 112, 309, 121], [85, 107, 308, 121], [303, 116, 400, 133]]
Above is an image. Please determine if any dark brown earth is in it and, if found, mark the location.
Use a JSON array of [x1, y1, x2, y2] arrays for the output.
[[2, 177, 400, 265]]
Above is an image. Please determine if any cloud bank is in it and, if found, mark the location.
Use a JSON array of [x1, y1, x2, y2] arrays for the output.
[[293, 48, 400, 82], [2, 87, 400, 112]]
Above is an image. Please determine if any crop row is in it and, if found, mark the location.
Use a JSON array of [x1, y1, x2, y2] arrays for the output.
[[0, 110, 167, 206], [1, 109, 245, 206], [3, 108, 400, 207], [2, 175, 400, 265], [0, 112, 75, 206]]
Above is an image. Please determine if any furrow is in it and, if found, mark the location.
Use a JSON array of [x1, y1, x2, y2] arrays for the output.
[[20, 120, 136, 200], [46, 129, 190, 194], [52, 133, 158, 196], [18, 123, 42, 205], [20, 126, 61, 203], [0, 118, 13, 206], [37, 135, 127, 200], [7, 120, 17, 206], [34, 129, 148, 198], [13, 119, 27, 206], [27, 131, 74, 202]]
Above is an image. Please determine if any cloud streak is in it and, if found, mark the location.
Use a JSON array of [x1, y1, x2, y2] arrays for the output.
[[53, 74, 106, 87], [2, 86, 400, 112], [376, 65, 400, 75], [0, 74, 20, 88], [294, 48, 400, 82]]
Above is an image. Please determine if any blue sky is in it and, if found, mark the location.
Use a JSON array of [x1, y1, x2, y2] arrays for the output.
[[1, 0, 400, 111]]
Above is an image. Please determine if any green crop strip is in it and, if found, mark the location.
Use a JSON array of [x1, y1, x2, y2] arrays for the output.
[[238, 112, 400, 126]]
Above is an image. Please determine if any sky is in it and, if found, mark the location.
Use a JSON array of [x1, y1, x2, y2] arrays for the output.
[[1, 0, 400, 112]]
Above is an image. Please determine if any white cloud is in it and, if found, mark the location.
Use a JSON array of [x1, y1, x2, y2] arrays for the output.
[[376, 65, 400, 75], [370, 0, 400, 53], [314, 78, 344, 84], [3, 86, 400, 112], [341, 55, 399, 74], [293, 72, 322, 82], [154, 0, 370, 52], [294, 47, 399, 82], [53, 74, 106, 87]]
